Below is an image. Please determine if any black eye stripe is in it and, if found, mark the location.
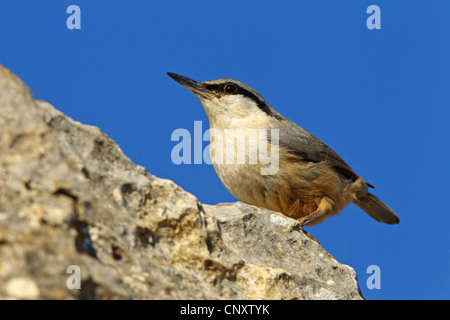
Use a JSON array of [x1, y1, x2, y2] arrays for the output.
[[203, 83, 282, 119], [204, 83, 255, 99], [204, 84, 224, 92]]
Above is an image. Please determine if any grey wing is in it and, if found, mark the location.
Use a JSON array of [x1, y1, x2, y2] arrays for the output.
[[272, 121, 374, 188]]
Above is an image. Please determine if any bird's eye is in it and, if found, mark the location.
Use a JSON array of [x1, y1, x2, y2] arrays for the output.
[[224, 84, 237, 94]]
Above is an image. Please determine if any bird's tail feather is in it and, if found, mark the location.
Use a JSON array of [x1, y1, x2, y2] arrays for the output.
[[354, 193, 399, 224]]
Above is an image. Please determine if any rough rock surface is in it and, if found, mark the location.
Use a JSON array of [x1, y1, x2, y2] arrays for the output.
[[0, 66, 363, 300]]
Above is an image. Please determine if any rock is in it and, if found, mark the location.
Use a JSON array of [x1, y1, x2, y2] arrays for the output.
[[5, 277, 40, 299], [0, 65, 363, 300]]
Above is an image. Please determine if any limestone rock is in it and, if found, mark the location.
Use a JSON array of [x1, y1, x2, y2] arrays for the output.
[[0, 65, 363, 300]]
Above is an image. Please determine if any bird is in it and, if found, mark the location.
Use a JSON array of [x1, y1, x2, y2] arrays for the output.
[[167, 72, 399, 227]]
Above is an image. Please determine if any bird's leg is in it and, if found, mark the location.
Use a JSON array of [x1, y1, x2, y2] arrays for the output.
[[298, 197, 335, 228], [298, 209, 326, 227]]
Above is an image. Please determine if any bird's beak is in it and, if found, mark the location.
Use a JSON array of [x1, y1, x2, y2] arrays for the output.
[[167, 72, 211, 99]]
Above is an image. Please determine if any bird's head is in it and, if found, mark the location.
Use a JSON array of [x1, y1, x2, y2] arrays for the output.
[[167, 72, 283, 128]]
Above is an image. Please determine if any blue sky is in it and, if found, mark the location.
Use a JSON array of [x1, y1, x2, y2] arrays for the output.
[[1, 1, 449, 300]]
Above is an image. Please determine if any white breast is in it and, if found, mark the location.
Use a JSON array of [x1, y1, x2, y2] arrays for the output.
[[209, 127, 280, 201]]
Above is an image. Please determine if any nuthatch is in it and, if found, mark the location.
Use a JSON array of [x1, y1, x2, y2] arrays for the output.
[[167, 72, 399, 227]]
